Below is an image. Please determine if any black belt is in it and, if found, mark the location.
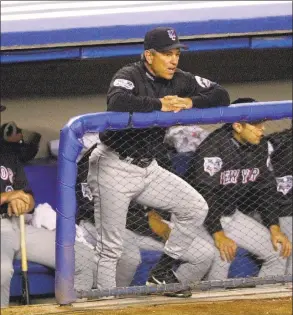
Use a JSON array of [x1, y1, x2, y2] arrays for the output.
[[0, 213, 9, 219], [119, 156, 153, 168]]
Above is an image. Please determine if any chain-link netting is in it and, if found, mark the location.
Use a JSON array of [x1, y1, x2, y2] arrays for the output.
[[70, 118, 292, 300], [55, 104, 292, 304]]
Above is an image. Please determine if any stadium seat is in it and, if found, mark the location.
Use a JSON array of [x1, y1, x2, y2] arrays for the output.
[[131, 250, 163, 285], [228, 248, 261, 278], [10, 260, 55, 297], [24, 158, 58, 209]]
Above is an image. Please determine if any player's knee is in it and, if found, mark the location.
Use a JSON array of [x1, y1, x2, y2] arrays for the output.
[[198, 242, 215, 265], [120, 250, 141, 266], [101, 246, 124, 260], [75, 242, 96, 270], [189, 197, 209, 223], [200, 200, 209, 218], [264, 250, 284, 263], [193, 241, 215, 266], [97, 239, 124, 260]]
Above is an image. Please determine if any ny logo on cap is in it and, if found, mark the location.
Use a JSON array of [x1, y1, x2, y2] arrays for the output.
[[167, 29, 177, 41]]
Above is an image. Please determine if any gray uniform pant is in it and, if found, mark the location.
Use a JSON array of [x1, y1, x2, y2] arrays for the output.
[[88, 145, 208, 290], [80, 221, 219, 287], [1, 217, 95, 308], [121, 227, 227, 285], [79, 223, 142, 287], [208, 210, 287, 280], [279, 216, 292, 275]]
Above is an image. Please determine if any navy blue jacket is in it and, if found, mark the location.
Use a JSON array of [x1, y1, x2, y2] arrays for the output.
[[100, 61, 230, 160]]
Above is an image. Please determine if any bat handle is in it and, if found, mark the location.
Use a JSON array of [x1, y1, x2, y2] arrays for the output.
[[19, 214, 30, 305], [19, 214, 28, 272]]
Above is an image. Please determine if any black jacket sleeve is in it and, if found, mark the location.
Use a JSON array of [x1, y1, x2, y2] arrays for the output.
[[107, 66, 162, 113], [237, 141, 282, 228], [254, 141, 286, 227], [183, 72, 230, 108], [262, 133, 292, 219], [254, 183, 281, 228]]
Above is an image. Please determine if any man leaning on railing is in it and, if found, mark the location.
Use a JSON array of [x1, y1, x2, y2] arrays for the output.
[[87, 26, 230, 297]]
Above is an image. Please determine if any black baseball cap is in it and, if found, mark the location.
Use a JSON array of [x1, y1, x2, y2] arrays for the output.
[[0, 104, 6, 112], [144, 27, 188, 52], [0, 121, 22, 141]]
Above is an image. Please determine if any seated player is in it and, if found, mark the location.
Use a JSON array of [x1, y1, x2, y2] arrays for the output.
[[0, 106, 95, 308], [184, 98, 292, 280], [0, 106, 41, 163]]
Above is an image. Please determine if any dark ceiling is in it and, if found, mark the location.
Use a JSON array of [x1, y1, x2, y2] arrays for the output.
[[1, 48, 292, 98]]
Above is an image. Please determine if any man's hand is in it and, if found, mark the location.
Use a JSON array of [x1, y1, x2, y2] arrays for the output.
[[165, 96, 193, 109], [213, 230, 237, 262], [7, 199, 31, 217], [270, 225, 292, 258], [1, 190, 31, 205], [160, 96, 183, 113], [160, 95, 192, 113], [148, 210, 171, 241]]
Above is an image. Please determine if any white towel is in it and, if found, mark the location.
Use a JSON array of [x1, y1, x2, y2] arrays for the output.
[[49, 132, 101, 160], [27, 203, 94, 249], [164, 125, 210, 153], [31, 203, 57, 230]]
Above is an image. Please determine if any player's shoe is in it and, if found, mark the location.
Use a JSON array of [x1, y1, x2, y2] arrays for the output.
[[146, 269, 192, 298]]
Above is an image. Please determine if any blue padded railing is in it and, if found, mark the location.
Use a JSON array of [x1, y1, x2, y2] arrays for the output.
[[56, 101, 292, 305]]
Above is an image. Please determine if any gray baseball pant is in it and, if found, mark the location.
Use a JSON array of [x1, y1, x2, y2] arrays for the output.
[[87, 145, 208, 290], [79, 221, 217, 286], [207, 210, 287, 280], [1, 217, 95, 308], [279, 216, 292, 275], [117, 226, 217, 285], [79, 221, 142, 288]]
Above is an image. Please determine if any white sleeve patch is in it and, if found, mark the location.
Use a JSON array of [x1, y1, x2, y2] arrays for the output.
[[113, 78, 135, 90], [204, 157, 223, 176], [267, 141, 274, 155], [81, 182, 93, 201], [266, 141, 274, 171], [276, 175, 292, 195], [195, 76, 211, 88]]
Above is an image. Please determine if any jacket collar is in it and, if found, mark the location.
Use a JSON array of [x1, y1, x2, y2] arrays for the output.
[[141, 62, 170, 83], [142, 62, 155, 81]]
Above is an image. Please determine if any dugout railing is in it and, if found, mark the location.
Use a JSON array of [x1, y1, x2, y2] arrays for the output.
[[56, 101, 292, 305]]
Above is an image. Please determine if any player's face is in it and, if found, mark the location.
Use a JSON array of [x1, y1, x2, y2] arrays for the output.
[[233, 122, 265, 145], [148, 49, 181, 80]]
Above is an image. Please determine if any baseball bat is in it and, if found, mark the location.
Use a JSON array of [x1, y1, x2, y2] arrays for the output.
[[19, 214, 30, 305]]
